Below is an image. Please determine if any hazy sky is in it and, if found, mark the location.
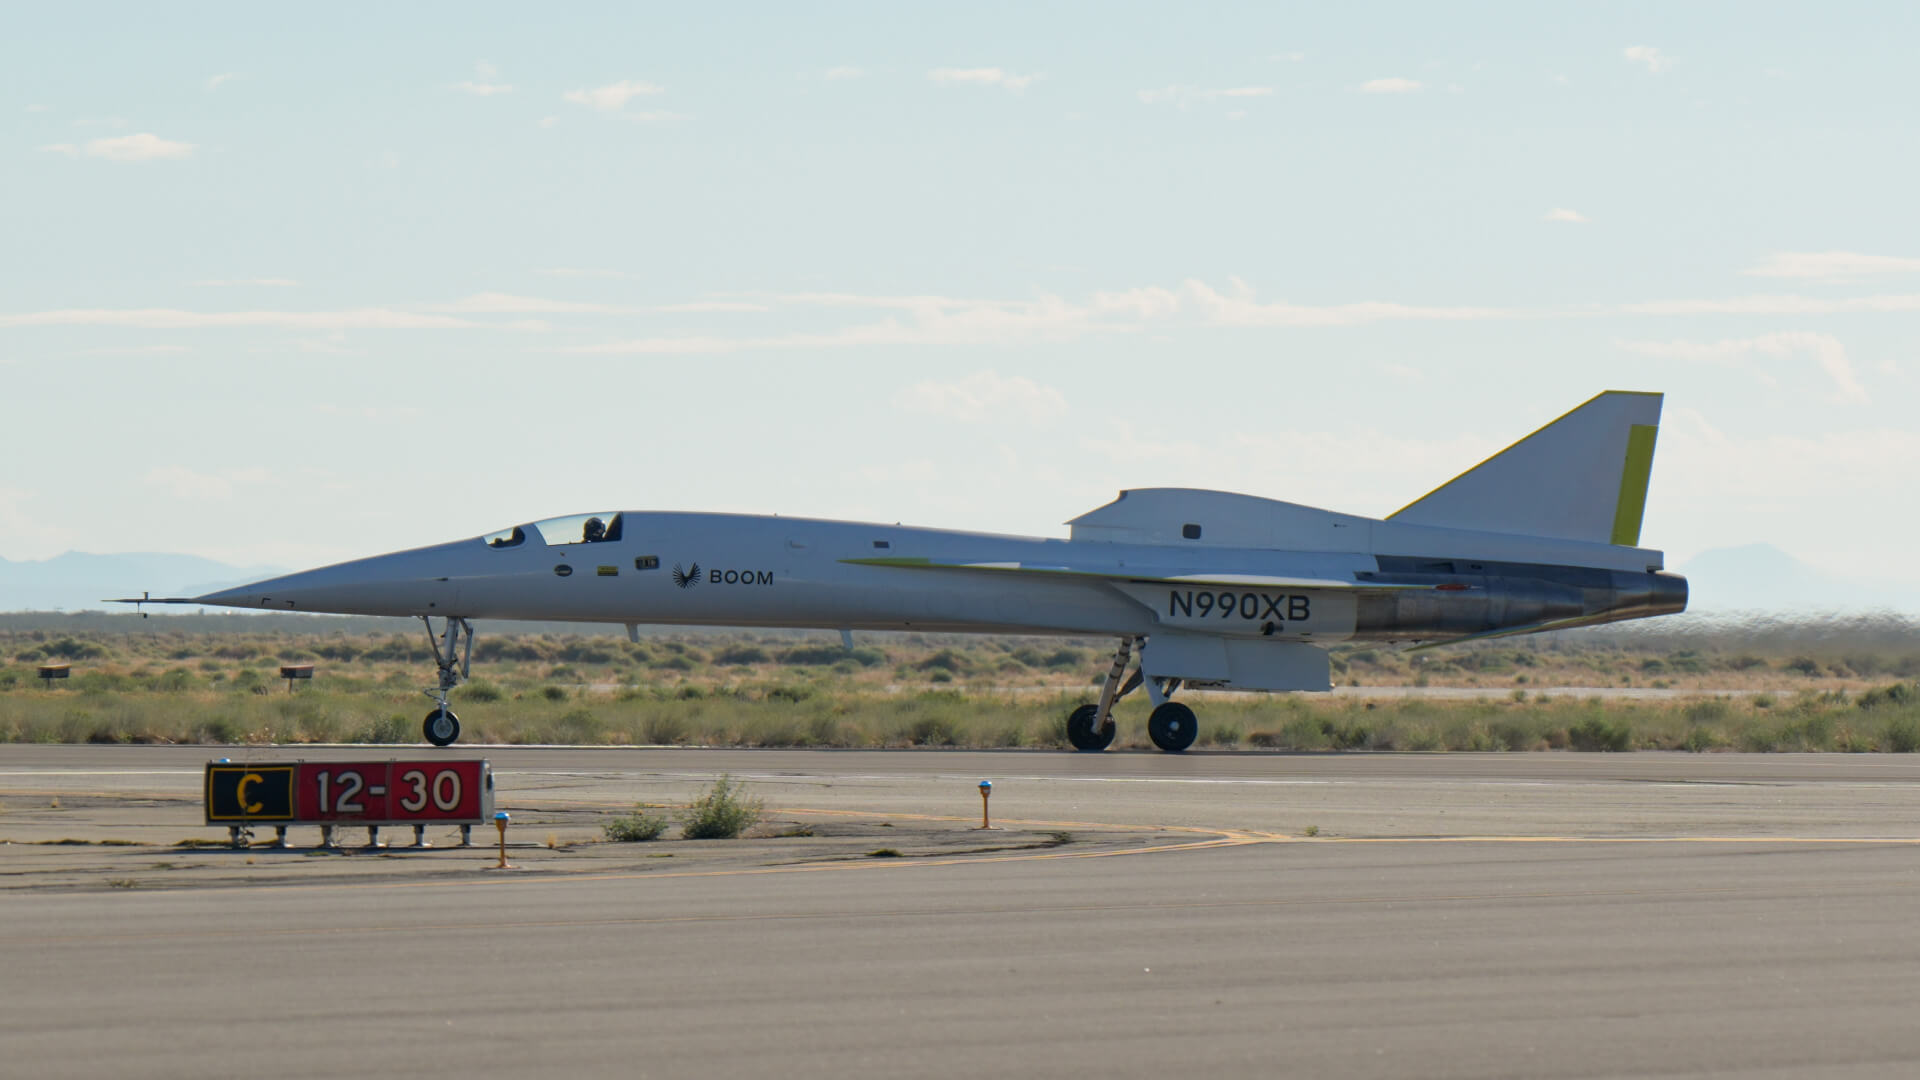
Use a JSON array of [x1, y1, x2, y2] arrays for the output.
[[5, 2, 1917, 586]]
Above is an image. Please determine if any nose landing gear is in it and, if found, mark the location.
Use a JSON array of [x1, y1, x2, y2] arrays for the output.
[[420, 616, 474, 747]]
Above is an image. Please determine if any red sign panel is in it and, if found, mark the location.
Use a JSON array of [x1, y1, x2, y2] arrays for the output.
[[291, 760, 490, 825]]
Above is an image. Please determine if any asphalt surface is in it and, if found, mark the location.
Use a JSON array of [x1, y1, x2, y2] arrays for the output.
[[7, 746, 1920, 1078]]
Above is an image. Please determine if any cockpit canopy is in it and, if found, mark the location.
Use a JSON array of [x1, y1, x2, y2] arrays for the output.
[[483, 512, 624, 549]]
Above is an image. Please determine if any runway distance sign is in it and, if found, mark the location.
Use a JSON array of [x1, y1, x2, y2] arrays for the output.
[[205, 760, 493, 826]]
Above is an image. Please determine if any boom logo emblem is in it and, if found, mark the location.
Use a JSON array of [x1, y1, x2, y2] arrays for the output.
[[671, 562, 701, 589]]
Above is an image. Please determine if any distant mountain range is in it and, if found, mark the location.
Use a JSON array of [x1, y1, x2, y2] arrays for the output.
[[0, 552, 287, 613], [1673, 543, 1920, 616], [1, 544, 1913, 617]]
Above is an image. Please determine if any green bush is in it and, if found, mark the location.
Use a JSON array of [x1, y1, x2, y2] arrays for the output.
[[1884, 715, 1920, 753], [1858, 683, 1917, 711], [714, 645, 770, 666], [777, 644, 849, 666], [460, 680, 505, 703], [1568, 716, 1631, 751], [642, 713, 690, 744], [679, 775, 763, 839], [604, 807, 669, 842]]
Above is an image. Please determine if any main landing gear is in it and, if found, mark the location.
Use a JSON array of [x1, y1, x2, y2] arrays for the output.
[[1066, 637, 1196, 753], [420, 616, 474, 747]]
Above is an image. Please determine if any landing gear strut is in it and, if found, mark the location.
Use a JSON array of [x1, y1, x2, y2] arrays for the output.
[[420, 616, 474, 747], [1065, 636, 1198, 753]]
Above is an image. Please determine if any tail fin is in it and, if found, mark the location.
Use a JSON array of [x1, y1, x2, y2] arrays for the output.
[[1387, 391, 1663, 546]]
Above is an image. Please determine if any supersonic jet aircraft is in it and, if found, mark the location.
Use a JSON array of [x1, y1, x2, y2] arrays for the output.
[[126, 390, 1686, 751]]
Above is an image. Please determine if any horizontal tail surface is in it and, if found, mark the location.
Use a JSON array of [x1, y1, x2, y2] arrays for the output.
[[1387, 391, 1663, 546]]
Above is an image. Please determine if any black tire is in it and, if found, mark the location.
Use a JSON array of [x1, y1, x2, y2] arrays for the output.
[[1148, 702, 1197, 753], [1066, 703, 1115, 752], [423, 707, 461, 747]]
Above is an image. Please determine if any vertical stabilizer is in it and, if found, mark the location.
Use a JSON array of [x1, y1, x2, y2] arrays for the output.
[[1387, 391, 1663, 545]]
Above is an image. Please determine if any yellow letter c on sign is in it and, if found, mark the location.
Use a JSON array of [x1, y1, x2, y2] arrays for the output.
[[236, 772, 265, 815]]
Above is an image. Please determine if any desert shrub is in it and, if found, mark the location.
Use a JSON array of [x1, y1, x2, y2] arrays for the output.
[[360, 637, 427, 663], [764, 684, 812, 703], [654, 655, 696, 672], [714, 645, 771, 666], [1042, 647, 1086, 669], [1785, 657, 1821, 676], [1858, 683, 1917, 711], [552, 709, 602, 743], [475, 639, 550, 663], [1683, 699, 1733, 725], [604, 807, 669, 842], [557, 641, 623, 665], [1883, 715, 1920, 753], [642, 713, 690, 744], [352, 714, 410, 743], [777, 644, 849, 666], [918, 649, 969, 673], [1568, 716, 1631, 751], [541, 685, 569, 702], [150, 668, 195, 692], [43, 637, 110, 660], [459, 680, 505, 703], [679, 775, 762, 839]]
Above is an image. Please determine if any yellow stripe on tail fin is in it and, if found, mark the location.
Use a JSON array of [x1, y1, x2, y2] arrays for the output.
[[1389, 391, 1665, 546]]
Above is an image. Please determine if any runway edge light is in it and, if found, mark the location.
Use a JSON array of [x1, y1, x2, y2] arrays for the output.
[[977, 780, 995, 831], [492, 810, 513, 870]]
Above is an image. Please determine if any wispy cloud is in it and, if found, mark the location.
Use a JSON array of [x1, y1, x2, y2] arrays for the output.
[[205, 72, 240, 91], [1359, 77, 1422, 94], [1621, 293, 1920, 316], [893, 370, 1069, 425], [193, 278, 299, 288], [430, 292, 633, 314], [1543, 208, 1590, 224], [145, 465, 271, 501], [84, 133, 194, 161], [24, 103, 51, 113], [563, 79, 665, 111], [1623, 46, 1674, 73], [560, 279, 1520, 355], [535, 267, 631, 279], [81, 344, 192, 356], [1742, 251, 1920, 280], [927, 68, 1039, 91], [1137, 85, 1275, 107], [824, 66, 865, 81], [1617, 332, 1868, 402], [0, 308, 523, 330], [455, 80, 513, 96]]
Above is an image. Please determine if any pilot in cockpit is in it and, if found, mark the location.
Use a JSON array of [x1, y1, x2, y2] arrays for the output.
[[582, 516, 607, 543]]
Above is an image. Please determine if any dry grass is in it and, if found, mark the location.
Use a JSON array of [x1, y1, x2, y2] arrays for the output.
[[1, 616, 1918, 751]]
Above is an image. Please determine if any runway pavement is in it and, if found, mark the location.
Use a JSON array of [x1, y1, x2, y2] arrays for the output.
[[6, 746, 1920, 1077]]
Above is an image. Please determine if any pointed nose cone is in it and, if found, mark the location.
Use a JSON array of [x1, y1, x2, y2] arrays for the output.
[[193, 542, 471, 617]]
